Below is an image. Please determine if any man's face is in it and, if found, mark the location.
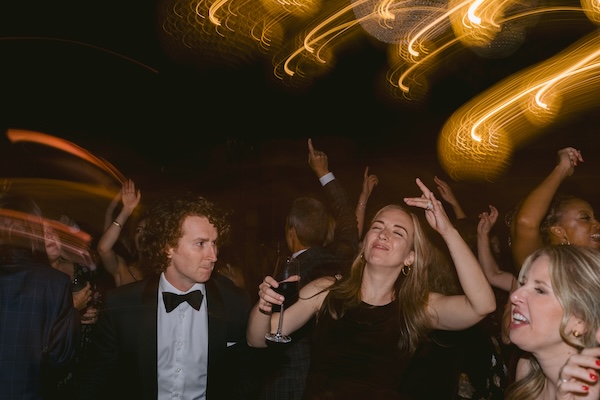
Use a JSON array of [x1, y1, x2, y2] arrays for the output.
[[164, 215, 219, 291], [44, 224, 61, 263]]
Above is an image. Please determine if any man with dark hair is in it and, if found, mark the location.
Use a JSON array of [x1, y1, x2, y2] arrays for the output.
[[0, 193, 80, 400], [79, 193, 254, 399], [259, 139, 359, 400]]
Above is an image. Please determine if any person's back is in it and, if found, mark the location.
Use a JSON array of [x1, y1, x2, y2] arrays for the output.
[[0, 193, 80, 400], [259, 139, 359, 400]]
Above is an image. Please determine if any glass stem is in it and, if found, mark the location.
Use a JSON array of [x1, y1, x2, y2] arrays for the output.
[[276, 303, 285, 336]]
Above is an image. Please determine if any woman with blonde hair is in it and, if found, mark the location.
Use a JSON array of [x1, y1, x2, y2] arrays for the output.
[[247, 178, 496, 399], [506, 245, 600, 399]]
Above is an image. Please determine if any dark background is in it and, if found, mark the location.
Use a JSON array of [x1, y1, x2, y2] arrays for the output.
[[1, 0, 599, 288]]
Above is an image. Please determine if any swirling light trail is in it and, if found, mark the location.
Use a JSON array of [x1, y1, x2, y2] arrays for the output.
[[7, 129, 126, 184], [438, 31, 600, 181]]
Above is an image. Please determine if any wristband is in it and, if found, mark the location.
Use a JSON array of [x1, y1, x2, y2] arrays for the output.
[[112, 220, 122, 228]]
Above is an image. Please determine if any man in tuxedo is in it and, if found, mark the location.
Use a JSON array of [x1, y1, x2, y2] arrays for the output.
[[259, 138, 359, 400], [79, 194, 255, 400], [0, 194, 81, 400]]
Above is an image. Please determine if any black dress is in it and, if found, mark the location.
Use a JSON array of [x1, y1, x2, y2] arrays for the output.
[[303, 298, 412, 400]]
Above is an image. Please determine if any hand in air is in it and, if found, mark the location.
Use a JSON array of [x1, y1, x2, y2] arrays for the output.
[[434, 176, 459, 207], [556, 147, 583, 178], [121, 179, 141, 212], [307, 138, 329, 177], [361, 166, 378, 198], [477, 205, 498, 236], [404, 178, 452, 236]]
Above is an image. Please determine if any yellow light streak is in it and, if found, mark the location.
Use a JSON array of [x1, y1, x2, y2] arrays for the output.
[[438, 31, 600, 181]]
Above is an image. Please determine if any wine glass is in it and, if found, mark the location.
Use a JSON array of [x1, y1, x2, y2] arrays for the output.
[[265, 256, 299, 343]]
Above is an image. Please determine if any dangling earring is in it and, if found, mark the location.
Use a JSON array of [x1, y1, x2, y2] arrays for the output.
[[401, 264, 411, 276], [360, 253, 365, 262], [572, 329, 582, 338]]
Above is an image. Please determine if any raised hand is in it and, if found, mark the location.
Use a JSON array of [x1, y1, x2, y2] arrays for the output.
[[307, 138, 329, 177], [121, 179, 141, 213], [434, 175, 466, 219], [434, 176, 459, 207], [556, 147, 583, 178], [477, 205, 498, 236], [404, 178, 452, 236], [361, 166, 378, 199]]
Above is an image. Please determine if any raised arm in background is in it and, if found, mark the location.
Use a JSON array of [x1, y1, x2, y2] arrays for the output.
[[96, 179, 142, 286], [477, 205, 517, 292], [434, 175, 467, 220], [355, 166, 378, 240], [510, 147, 583, 269]]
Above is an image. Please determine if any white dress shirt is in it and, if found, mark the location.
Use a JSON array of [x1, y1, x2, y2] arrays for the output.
[[157, 273, 208, 400]]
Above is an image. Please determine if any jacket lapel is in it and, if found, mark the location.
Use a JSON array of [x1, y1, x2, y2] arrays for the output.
[[205, 279, 226, 380], [139, 274, 160, 399]]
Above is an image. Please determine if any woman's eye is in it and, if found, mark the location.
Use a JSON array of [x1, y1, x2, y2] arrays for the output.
[[535, 287, 545, 294]]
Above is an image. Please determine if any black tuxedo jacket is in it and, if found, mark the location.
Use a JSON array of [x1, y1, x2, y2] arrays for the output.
[[79, 273, 254, 400]]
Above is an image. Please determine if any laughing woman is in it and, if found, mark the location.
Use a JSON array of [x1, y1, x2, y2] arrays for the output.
[[505, 245, 600, 400]]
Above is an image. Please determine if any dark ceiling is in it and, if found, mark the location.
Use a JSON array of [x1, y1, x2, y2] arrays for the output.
[[1, 0, 599, 245]]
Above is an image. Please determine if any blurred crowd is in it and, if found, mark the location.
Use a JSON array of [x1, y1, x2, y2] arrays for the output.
[[2, 137, 600, 400]]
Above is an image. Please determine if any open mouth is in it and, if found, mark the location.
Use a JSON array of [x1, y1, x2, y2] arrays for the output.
[[512, 311, 528, 325]]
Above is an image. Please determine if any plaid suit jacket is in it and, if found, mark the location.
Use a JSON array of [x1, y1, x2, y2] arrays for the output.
[[0, 259, 80, 400]]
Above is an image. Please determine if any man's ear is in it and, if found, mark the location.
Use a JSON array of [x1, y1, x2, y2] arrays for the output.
[[286, 226, 301, 251]]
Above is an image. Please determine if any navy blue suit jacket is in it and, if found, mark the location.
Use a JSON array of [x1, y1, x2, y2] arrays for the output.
[[0, 259, 80, 400]]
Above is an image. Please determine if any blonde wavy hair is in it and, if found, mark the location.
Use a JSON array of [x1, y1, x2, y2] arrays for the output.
[[319, 204, 454, 356], [505, 245, 600, 399]]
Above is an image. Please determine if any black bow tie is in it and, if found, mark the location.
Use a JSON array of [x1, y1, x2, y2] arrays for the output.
[[162, 290, 203, 313]]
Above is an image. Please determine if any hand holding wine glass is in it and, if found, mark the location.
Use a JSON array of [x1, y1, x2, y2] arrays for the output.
[[265, 256, 299, 344]]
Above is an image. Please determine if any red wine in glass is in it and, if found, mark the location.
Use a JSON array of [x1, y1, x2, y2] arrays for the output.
[[265, 257, 298, 343]]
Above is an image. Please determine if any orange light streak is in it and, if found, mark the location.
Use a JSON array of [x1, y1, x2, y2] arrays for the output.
[[7, 129, 126, 184]]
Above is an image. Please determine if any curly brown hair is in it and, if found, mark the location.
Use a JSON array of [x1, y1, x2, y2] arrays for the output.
[[137, 193, 231, 274]]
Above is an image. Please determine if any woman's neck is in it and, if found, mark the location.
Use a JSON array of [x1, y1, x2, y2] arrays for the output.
[[535, 346, 578, 399], [360, 265, 399, 305]]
